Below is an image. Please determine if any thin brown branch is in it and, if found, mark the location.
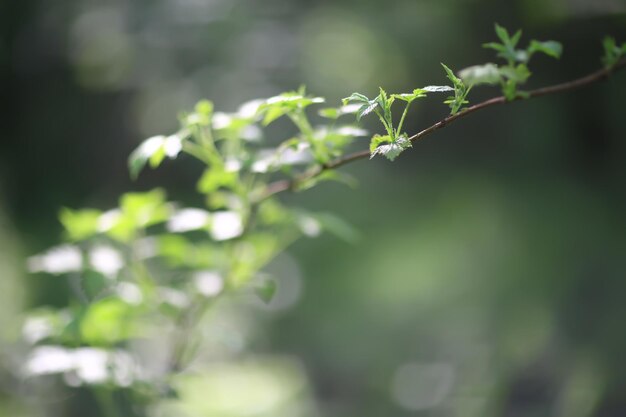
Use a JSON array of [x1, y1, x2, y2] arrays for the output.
[[259, 59, 626, 201]]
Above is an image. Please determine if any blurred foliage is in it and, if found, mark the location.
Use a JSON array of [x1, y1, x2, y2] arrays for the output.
[[2, 1, 626, 417]]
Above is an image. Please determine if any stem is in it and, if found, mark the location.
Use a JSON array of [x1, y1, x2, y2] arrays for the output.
[[396, 101, 412, 137], [258, 59, 626, 201], [374, 108, 394, 138]]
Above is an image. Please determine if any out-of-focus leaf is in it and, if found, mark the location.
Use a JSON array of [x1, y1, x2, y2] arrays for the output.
[[459, 63, 501, 86], [499, 64, 531, 83], [342, 92, 370, 105], [128, 135, 184, 179], [311, 212, 360, 243], [197, 166, 238, 194], [27, 245, 83, 274], [254, 279, 277, 304], [258, 92, 324, 126], [80, 270, 109, 300], [528, 40, 563, 59], [120, 189, 170, 228], [59, 208, 101, 241], [80, 298, 138, 346]]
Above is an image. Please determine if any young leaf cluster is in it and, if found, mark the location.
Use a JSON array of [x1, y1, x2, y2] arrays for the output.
[[460, 24, 562, 100], [602, 36, 626, 69], [343, 85, 453, 160]]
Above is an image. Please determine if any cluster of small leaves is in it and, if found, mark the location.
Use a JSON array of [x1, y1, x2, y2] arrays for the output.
[[22, 89, 361, 398], [343, 84, 453, 160], [459, 24, 562, 100], [441, 64, 470, 114], [602, 36, 626, 68]]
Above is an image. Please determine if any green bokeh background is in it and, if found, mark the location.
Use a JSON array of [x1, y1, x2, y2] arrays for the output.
[[2, 0, 626, 416]]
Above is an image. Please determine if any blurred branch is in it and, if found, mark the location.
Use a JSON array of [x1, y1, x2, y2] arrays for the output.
[[260, 59, 626, 200]]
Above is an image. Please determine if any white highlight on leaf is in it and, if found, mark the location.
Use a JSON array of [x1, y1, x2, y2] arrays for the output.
[[336, 126, 368, 137], [24, 346, 141, 387], [225, 158, 242, 172], [22, 317, 54, 344], [194, 271, 223, 297], [27, 245, 83, 274], [252, 146, 312, 173], [164, 134, 182, 158], [89, 245, 124, 277], [241, 124, 262, 141], [137, 135, 166, 157], [211, 211, 243, 241], [238, 99, 264, 118], [370, 136, 411, 161], [133, 237, 157, 259], [97, 209, 122, 232], [116, 282, 143, 305], [166, 208, 210, 233], [458, 63, 501, 86], [422, 85, 454, 92], [340, 103, 361, 114], [212, 112, 232, 129], [158, 287, 190, 308], [298, 216, 321, 237], [24, 346, 74, 375]]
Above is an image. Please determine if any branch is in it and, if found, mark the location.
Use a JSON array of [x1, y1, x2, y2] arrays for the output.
[[260, 59, 626, 200]]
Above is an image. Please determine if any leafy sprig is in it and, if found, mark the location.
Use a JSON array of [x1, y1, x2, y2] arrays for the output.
[[602, 36, 626, 69], [460, 24, 562, 100], [343, 85, 452, 160]]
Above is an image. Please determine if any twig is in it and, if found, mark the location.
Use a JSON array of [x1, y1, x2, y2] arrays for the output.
[[259, 59, 626, 201]]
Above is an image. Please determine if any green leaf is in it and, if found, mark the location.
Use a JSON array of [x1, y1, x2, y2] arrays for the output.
[[254, 279, 277, 304], [197, 166, 238, 194], [195, 100, 214, 118], [318, 108, 340, 119], [128, 135, 183, 179], [528, 40, 563, 59], [80, 298, 138, 346], [495, 24, 511, 44], [59, 208, 102, 241], [510, 29, 522, 48], [441, 63, 462, 88], [119, 189, 170, 229], [499, 64, 531, 83], [80, 270, 109, 300], [356, 101, 378, 120], [369, 134, 411, 161], [602, 36, 625, 68], [259, 91, 324, 125], [483, 42, 507, 53], [458, 63, 501, 86], [421, 85, 454, 92], [342, 92, 370, 105]]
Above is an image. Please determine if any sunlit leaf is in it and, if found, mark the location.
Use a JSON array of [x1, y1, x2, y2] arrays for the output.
[[528, 40, 562, 59], [421, 85, 454, 92], [369, 134, 411, 161], [59, 208, 101, 241], [80, 298, 138, 346], [356, 101, 378, 120], [459, 63, 501, 86]]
